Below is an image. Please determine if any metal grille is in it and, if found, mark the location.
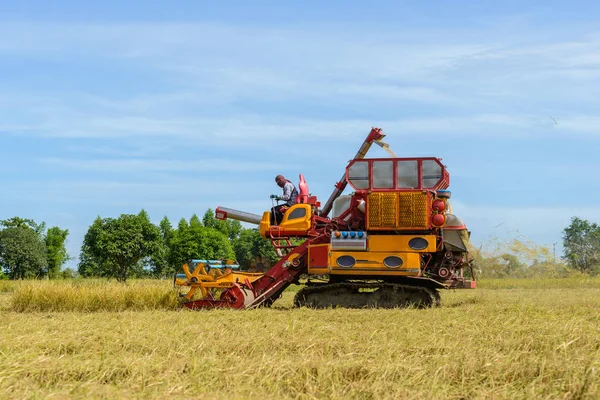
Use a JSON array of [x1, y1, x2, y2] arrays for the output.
[[367, 193, 398, 228], [397, 192, 429, 228]]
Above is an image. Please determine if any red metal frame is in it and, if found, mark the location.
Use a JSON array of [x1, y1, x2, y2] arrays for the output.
[[184, 235, 330, 309], [333, 193, 367, 231], [345, 157, 450, 192]]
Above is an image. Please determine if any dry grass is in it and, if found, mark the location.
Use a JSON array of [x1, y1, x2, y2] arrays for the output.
[[8, 279, 178, 312], [0, 278, 599, 399], [0, 279, 17, 293], [478, 276, 600, 290]]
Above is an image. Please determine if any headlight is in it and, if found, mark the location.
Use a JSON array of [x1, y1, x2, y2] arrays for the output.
[[336, 255, 355, 268], [408, 237, 429, 250], [383, 256, 403, 268]]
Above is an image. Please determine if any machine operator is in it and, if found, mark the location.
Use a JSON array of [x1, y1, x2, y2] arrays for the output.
[[270, 174, 298, 225]]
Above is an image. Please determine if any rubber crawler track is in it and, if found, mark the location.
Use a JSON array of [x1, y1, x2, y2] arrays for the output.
[[293, 282, 441, 309]]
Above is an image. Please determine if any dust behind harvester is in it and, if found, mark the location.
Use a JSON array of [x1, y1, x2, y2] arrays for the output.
[[174, 127, 476, 309]]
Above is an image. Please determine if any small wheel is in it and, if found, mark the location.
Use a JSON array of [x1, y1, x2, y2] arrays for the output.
[[438, 267, 450, 279]]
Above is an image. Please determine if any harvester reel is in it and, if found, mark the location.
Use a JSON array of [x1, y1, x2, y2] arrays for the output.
[[175, 262, 214, 300], [174, 260, 265, 308]]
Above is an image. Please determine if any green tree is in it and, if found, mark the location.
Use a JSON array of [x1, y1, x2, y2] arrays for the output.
[[45, 227, 70, 279], [77, 230, 104, 278], [526, 260, 571, 278], [0, 217, 45, 236], [1, 217, 72, 279], [202, 210, 217, 229], [177, 218, 189, 231], [499, 254, 526, 277], [232, 228, 279, 269], [190, 214, 203, 229], [168, 219, 235, 268], [203, 208, 243, 240], [61, 268, 78, 279], [232, 229, 257, 268], [151, 216, 175, 277], [78, 211, 162, 282], [0, 227, 48, 279], [563, 217, 600, 274]]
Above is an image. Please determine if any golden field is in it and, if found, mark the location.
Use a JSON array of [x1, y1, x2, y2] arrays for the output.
[[1, 278, 599, 399]]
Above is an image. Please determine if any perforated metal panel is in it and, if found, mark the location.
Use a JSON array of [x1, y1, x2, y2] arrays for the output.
[[367, 193, 398, 229], [367, 191, 430, 230], [397, 192, 429, 228]]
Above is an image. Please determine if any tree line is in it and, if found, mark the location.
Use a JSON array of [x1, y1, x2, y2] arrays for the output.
[[0, 210, 278, 281], [1, 213, 599, 280], [0, 217, 70, 279], [472, 217, 600, 278], [77, 209, 279, 281]]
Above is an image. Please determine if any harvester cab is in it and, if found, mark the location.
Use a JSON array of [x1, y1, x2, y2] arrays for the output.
[[259, 175, 324, 244], [175, 127, 476, 309]]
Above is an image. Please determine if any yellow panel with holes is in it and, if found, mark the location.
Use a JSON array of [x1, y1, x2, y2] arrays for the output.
[[367, 234, 437, 252], [397, 192, 430, 229], [328, 251, 422, 276], [367, 192, 398, 229], [367, 191, 431, 230]]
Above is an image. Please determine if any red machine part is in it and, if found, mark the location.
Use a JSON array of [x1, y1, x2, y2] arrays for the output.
[[431, 213, 446, 227], [345, 158, 450, 192], [332, 193, 367, 232], [183, 284, 251, 309], [319, 127, 387, 217], [438, 267, 450, 279], [297, 174, 309, 203], [432, 199, 446, 212], [183, 235, 329, 309]]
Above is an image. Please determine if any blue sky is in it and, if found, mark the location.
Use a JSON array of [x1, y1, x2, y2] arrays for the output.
[[1, 1, 599, 268]]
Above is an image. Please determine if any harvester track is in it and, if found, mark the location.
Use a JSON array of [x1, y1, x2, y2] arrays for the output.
[[293, 282, 441, 309]]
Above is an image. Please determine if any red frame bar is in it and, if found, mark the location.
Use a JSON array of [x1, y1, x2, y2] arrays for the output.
[[345, 157, 450, 192]]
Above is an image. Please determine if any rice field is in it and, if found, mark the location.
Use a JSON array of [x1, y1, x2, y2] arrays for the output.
[[1, 278, 599, 399]]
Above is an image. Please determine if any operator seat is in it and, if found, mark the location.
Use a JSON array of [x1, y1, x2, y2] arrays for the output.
[[297, 174, 309, 203]]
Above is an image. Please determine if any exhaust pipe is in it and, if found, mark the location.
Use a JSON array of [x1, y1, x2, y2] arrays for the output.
[[215, 206, 262, 225]]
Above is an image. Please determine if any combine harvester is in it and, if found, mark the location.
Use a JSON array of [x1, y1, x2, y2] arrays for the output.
[[175, 127, 475, 309]]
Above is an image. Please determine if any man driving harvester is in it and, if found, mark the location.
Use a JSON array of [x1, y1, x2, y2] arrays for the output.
[[270, 174, 298, 225]]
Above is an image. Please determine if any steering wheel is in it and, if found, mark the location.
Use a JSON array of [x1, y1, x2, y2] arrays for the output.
[[348, 217, 364, 231]]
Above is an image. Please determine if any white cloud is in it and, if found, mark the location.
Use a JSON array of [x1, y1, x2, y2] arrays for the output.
[[38, 157, 295, 172], [5, 94, 598, 143], [0, 19, 599, 147]]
